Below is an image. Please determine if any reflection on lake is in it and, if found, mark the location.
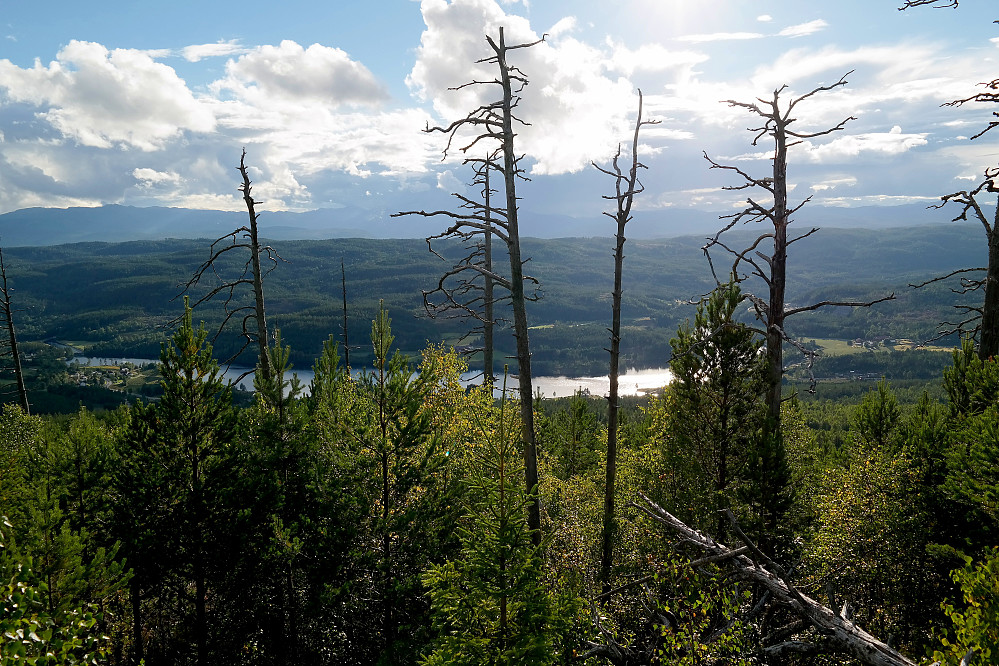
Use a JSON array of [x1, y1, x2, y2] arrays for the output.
[[522, 368, 673, 399], [69, 357, 672, 399]]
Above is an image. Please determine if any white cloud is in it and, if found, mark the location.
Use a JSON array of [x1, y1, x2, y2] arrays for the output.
[[408, 0, 660, 175], [437, 169, 465, 191], [811, 176, 857, 191], [676, 32, 764, 44], [606, 40, 708, 77], [757, 15, 773, 23], [803, 125, 928, 162], [183, 40, 248, 62], [779, 20, 828, 38], [133, 168, 181, 186], [816, 194, 940, 206], [0, 40, 215, 150], [548, 16, 576, 38], [213, 40, 388, 108]]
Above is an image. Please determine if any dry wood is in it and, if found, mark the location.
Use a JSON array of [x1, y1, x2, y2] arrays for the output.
[[628, 491, 920, 666]]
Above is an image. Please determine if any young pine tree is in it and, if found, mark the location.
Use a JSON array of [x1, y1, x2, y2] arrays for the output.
[[421, 381, 574, 666], [665, 280, 769, 540]]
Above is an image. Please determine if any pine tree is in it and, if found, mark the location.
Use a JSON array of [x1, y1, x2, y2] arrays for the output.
[[666, 281, 768, 540], [422, 382, 573, 666], [113, 299, 237, 665]]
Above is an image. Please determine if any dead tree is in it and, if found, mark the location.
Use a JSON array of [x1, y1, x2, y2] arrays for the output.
[[910, 168, 999, 359], [703, 73, 893, 430], [177, 149, 278, 382], [416, 160, 510, 385], [585, 492, 921, 666], [900, 0, 998, 138], [395, 27, 544, 540], [0, 246, 28, 413], [593, 90, 658, 593]]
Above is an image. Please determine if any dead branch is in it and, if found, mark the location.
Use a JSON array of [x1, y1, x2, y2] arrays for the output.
[[173, 149, 281, 380], [899, 0, 958, 8], [630, 492, 919, 666], [911, 167, 999, 357], [397, 28, 544, 535], [704, 74, 893, 427]]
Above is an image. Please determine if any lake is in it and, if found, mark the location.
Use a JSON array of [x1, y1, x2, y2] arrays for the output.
[[69, 357, 672, 399]]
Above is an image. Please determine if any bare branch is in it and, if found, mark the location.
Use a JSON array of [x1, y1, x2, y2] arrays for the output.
[[631, 492, 919, 666]]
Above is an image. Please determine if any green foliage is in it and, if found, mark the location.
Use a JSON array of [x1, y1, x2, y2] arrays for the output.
[[537, 391, 603, 480], [661, 281, 770, 540], [943, 343, 999, 532], [0, 516, 112, 665], [421, 390, 576, 666], [806, 438, 923, 639], [934, 548, 999, 666], [113, 300, 238, 663], [650, 561, 754, 666], [852, 379, 902, 450], [943, 339, 999, 419]]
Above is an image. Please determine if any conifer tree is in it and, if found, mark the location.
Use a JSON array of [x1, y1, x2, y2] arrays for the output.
[[422, 379, 573, 665], [114, 299, 237, 665], [666, 281, 768, 540]]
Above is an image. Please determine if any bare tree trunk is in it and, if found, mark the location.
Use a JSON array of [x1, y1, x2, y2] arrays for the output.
[[0, 247, 28, 413], [912, 170, 999, 358], [491, 27, 540, 542], [766, 101, 789, 429], [395, 27, 544, 539], [596, 91, 655, 591], [483, 167, 495, 384], [177, 150, 280, 380], [630, 492, 920, 666], [238, 150, 272, 383], [980, 203, 999, 359]]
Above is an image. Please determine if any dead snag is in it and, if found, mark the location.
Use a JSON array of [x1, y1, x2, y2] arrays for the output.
[[176, 149, 280, 382], [395, 27, 545, 541]]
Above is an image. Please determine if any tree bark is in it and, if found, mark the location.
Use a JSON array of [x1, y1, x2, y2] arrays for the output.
[[483, 166, 495, 384], [980, 202, 999, 359], [632, 492, 920, 666], [598, 91, 653, 591], [492, 27, 540, 542], [238, 150, 272, 383], [766, 97, 789, 429]]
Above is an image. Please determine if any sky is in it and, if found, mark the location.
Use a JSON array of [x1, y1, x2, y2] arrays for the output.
[[1, 0, 998, 221]]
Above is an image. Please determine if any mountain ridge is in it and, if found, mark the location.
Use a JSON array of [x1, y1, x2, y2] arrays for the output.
[[0, 202, 961, 247]]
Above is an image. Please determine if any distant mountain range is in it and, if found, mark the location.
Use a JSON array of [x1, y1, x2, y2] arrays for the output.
[[0, 202, 961, 247]]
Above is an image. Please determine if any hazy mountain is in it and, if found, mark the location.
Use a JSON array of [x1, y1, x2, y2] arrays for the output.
[[0, 202, 962, 247]]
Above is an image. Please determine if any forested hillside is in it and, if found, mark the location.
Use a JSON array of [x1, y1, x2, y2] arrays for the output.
[[0, 222, 983, 376], [4, 0, 999, 660], [2, 299, 997, 665]]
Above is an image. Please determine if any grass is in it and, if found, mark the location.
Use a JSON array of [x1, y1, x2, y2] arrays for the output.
[[807, 337, 956, 358]]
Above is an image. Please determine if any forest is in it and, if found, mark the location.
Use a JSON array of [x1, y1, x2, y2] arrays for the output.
[[3, 2, 999, 664]]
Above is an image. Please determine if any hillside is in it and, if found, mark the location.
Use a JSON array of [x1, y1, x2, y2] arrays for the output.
[[0, 222, 984, 377]]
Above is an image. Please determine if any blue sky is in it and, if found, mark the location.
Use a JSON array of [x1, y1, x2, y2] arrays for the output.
[[1, 0, 997, 221]]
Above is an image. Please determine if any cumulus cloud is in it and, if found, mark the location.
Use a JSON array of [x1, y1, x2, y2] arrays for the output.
[[408, 0, 675, 175], [0, 40, 215, 150], [757, 15, 773, 23], [213, 40, 389, 107]]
